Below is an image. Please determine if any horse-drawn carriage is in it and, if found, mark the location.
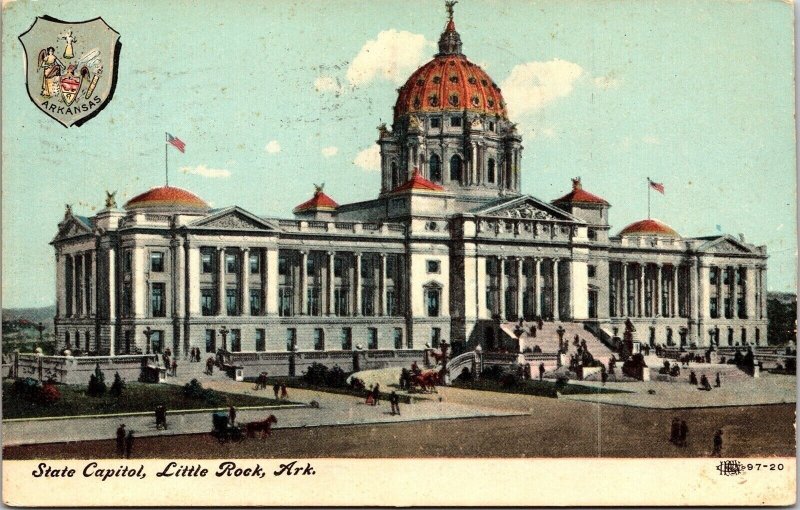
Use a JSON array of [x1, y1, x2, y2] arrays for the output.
[[211, 412, 244, 443]]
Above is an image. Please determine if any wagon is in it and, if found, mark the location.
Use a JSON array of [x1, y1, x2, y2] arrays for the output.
[[211, 412, 244, 443]]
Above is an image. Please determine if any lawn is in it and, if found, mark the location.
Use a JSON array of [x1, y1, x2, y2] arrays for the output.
[[2, 381, 288, 420], [246, 376, 417, 404], [451, 377, 628, 398]]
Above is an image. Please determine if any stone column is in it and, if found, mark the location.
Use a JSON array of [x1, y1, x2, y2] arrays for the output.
[[379, 253, 387, 316], [690, 259, 699, 323], [217, 247, 226, 316], [90, 250, 97, 317], [498, 257, 506, 320], [299, 250, 308, 315], [759, 265, 767, 320], [743, 265, 753, 319], [241, 248, 250, 316], [327, 251, 335, 316], [533, 258, 541, 317], [470, 142, 477, 185], [621, 262, 628, 317], [671, 265, 679, 317], [516, 257, 524, 319], [354, 253, 362, 316], [716, 266, 722, 317], [552, 258, 560, 321], [638, 264, 645, 318], [107, 248, 116, 354], [655, 264, 662, 317]]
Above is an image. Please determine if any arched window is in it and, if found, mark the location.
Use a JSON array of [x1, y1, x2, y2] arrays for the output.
[[487, 158, 495, 183], [65, 331, 70, 348], [449, 154, 462, 183], [390, 161, 398, 188], [429, 154, 441, 183]]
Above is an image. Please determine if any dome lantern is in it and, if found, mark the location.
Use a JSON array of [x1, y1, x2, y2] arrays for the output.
[[437, 1, 463, 56]]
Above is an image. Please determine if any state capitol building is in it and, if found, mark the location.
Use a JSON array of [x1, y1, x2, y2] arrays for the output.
[[51, 9, 768, 362]]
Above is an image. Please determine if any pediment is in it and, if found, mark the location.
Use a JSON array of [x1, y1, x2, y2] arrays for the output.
[[696, 235, 754, 254], [190, 207, 276, 231], [52, 216, 93, 243], [472, 196, 582, 223]]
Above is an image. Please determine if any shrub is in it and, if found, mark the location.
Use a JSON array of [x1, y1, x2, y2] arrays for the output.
[[554, 375, 569, 391], [109, 372, 125, 397], [38, 383, 61, 405], [481, 365, 504, 381], [182, 378, 222, 406], [303, 362, 329, 386], [324, 365, 348, 388], [87, 374, 107, 397]]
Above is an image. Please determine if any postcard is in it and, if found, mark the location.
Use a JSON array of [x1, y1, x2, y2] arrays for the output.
[[1, 0, 796, 506]]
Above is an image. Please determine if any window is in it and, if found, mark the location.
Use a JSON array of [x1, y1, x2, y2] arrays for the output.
[[429, 154, 442, 183], [489, 121, 495, 132], [150, 330, 164, 354], [737, 267, 746, 284], [65, 331, 71, 348], [386, 289, 397, 316], [487, 158, 495, 183], [361, 286, 375, 316], [367, 328, 378, 350], [286, 328, 296, 351], [450, 116, 461, 127], [588, 229, 597, 241], [431, 327, 441, 348], [449, 154, 462, 182], [123, 250, 132, 273], [307, 287, 321, 316], [201, 251, 213, 273], [391, 161, 399, 188], [755, 328, 760, 345], [710, 297, 719, 318], [426, 286, 441, 317], [230, 329, 241, 352], [249, 253, 260, 274], [430, 117, 440, 129], [201, 288, 214, 316], [250, 289, 262, 315], [334, 287, 350, 316], [255, 329, 265, 351], [334, 257, 344, 278], [278, 255, 289, 276], [394, 328, 403, 349], [122, 284, 132, 317], [226, 288, 239, 315], [741, 328, 747, 344], [588, 265, 596, 278], [341, 328, 352, 350], [723, 268, 731, 285], [737, 298, 745, 319], [151, 283, 166, 317], [360, 257, 373, 279], [727, 328, 734, 346], [427, 260, 441, 274], [709, 268, 718, 285], [386, 255, 397, 278], [278, 287, 293, 316], [85, 331, 91, 352], [226, 253, 239, 273], [313, 328, 324, 351], [724, 297, 732, 319], [306, 256, 316, 276], [150, 251, 165, 272]]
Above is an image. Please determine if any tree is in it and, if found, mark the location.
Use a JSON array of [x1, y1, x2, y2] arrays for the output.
[[110, 372, 125, 397], [767, 295, 796, 345]]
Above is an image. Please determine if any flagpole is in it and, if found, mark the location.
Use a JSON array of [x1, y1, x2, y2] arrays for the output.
[[647, 177, 651, 219], [165, 132, 169, 187]]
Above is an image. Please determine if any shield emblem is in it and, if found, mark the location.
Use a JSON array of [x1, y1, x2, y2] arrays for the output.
[[19, 16, 120, 127]]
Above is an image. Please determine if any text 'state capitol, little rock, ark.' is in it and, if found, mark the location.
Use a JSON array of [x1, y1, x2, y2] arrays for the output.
[[50, 10, 768, 376]]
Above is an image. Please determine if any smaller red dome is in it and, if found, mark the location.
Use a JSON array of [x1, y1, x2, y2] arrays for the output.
[[390, 169, 445, 193], [619, 218, 680, 238], [124, 186, 210, 212], [293, 187, 339, 214], [553, 178, 608, 206]]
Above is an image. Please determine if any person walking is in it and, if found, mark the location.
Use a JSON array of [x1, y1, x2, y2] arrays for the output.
[[273, 383, 280, 400], [538, 362, 545, 381], [715, 372, 721, 388], [372, 383, 381, 406], [228, 405, 237, 426], [669, 417, 680, 445], [124, 430, 135, 459], [689, 371, 698, 385], [280, 383, 288, 400], [171, 358, 178, 377], [712, 429, 723, 457], [389, 391, 401, 416], [115, 424, 126, 458]]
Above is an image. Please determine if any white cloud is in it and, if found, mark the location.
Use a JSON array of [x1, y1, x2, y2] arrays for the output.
[[314, 75, 343, 95], [346, 30, 430, 87], [321, 146, 339, 157], [500, 59, 584, 118], [353, 145, 381, 172], [179, 165, 231, 179], [265, 140, 281, 154], [593, 74, 622, 90]]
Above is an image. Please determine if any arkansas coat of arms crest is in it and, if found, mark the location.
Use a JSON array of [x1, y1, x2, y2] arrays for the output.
[[19, 16, 120, 127]]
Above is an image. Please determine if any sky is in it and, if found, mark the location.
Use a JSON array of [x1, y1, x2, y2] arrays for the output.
[[1, 0, 796, 308]]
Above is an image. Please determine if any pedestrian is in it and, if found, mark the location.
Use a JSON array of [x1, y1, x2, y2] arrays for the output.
[[712, 429, 723, 457], [115, 424, 126, 458], [280, 383, 288, 400], [669, 417, 680, 445], [171, 358, 177, 377], [229, 405, 237, 426], [206, 357, 214, 375], [124, 430, 135, 459], [273, 382, 280, 400], [715, 372, 721, 388], [538, 362, 545, 381], [601, 367, 608, 385], [679, 420, 688, 447], [689, 371, 698, 385], [390, 391, 400, 415], [372, 383, 381, 406], [700, 374, 712, 391]]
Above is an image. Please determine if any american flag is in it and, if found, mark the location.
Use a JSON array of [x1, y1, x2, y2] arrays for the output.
[[648, 178, 665, 194], [166, 132, 186, 153]]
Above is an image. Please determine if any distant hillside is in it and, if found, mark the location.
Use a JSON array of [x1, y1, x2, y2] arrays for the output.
[[2, 305, 56, 328]]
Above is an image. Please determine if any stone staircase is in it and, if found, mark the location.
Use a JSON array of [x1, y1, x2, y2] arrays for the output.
[[499, 320, 616, 366], [645, 355, 752, 383]]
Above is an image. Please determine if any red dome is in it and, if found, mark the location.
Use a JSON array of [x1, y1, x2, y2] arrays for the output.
[[619, 219, 680, 238], [394, 56, 507, 119], [124, 186, 210, 212], [553, 178, 609, 206], [293, 188, 339, 214], [390, 169, 445, 193]]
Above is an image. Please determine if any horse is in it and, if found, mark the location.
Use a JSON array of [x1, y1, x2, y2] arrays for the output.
[[409, 369, 441, 393], [245, 415, 278, 440]]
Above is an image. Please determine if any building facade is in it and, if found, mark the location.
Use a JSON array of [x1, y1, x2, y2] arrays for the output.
[[52, 8, 768, 359]]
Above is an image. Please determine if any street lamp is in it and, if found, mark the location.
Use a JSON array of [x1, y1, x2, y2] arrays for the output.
[[219, 326, 229, 352], [143, 326, 153, 355], [36, 322, 45, 344]]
